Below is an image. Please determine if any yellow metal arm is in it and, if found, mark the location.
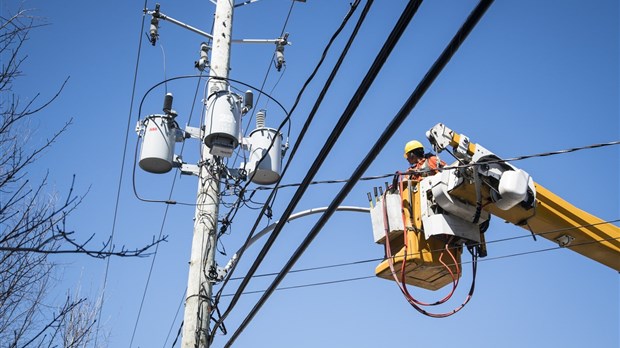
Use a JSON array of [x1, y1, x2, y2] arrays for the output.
[[528, 184, 620, 270]]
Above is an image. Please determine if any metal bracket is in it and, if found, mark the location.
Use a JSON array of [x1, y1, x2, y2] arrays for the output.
[[173, 155, 200, 176], [184, 125, 202, 139], [181, 164, 200, 176]]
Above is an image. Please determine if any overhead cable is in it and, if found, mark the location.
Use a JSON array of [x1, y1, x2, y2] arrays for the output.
[[221, 0, 431, 344], [210, 0, 369, 337], [129, 72, 205, 348], [249, 139, 620, 192], [443, 140, 620, 170], [220, 218, 619, 281], [221, 275, 375, 297], [215, 0, 365, 243], [236, 0, 296, 153], [95, 2, 148, 345], [219, 233, 620, 298], [223, 0, 494, 345]]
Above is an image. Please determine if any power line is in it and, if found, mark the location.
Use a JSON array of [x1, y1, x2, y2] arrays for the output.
[[223, 218, 619, 281], [443, 140, 620, 170], [219, 233, 620, 299], [222, 0, 494, 345], [247, 139, 620, 192], [128, 72, 206, 348], [216, 0, 366, 240], [229, 259, 378, 281], [162, 289, 186, 348], [237, 0, 296, 148], [220, 0, 437, 344], [221, 276, 375, 297], [210, 0, 369, 335], [94, 2, 148, 345]]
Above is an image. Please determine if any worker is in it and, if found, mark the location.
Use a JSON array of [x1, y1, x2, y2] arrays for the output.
[[404, 140, 445, 182]]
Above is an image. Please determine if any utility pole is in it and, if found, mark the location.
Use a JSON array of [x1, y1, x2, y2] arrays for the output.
[[182, 0, 233, 347]]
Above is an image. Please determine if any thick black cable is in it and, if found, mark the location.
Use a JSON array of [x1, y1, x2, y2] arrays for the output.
[[94, 2, 148, 345], [209, 0, 372, 339], [223, 0, 493, 345], [221, 0, 431, 344], [215, 0, 364, 243], [210, 0, 365, 317]]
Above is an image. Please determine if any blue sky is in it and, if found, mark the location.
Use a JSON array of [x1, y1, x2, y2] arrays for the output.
[[5, 0, 619, 347]]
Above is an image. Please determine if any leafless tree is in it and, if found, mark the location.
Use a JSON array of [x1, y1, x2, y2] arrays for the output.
[[0, 7, 164, 347]]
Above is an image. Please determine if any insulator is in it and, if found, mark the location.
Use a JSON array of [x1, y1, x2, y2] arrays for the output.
[[244, 90, 253, 110], [256, 109, 266, 129], [149, 17, 159, 46], [196, 43, 209, 71], [163, 93, 173, 114]]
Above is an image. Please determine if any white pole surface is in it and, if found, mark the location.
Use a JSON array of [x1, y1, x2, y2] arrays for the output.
[[182, 0, 233, 347]]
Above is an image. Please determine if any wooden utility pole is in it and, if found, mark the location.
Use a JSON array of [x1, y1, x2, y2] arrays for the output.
[[181, 0, 233, 347]]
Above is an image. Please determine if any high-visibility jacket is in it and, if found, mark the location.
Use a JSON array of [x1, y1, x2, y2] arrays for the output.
[[408, 155, 445, 182]]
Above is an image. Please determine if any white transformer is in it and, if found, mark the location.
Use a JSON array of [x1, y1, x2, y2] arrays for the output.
[[203, 92, 242, 157], [138, 115, 182, 174], [243, 110, 283, 185]]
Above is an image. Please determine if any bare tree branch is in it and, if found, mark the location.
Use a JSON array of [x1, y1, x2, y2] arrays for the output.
[[0, 6, 165, 347]]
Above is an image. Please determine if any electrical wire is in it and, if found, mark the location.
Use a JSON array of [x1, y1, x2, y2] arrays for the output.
[[229, 0, 296, 174], [244, 139, 620, 193], [216, 233, 620, 300], [228, 258, 378, 281], [220, 0, 430, 345], [242, 0, 296, 136], [220, 276, 375, 297], [250, 173, 395, 192], [210, 0, 372, 340], [216, 218, 619, 283], [129, 71, 205, 348], [440, 140, 620, 171], [222, 0, 493, 344], [94, 2, 148, 345], [162, 289, 186, 348], [212, 0, 368, 309]]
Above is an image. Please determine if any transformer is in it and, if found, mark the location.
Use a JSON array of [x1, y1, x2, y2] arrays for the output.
[[203, 92, 242, 157], [138, 115, 181, 174], [244, 110, 283, 185]]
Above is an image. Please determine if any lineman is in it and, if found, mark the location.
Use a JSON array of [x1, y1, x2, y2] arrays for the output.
[[404, 140, 445, 181]]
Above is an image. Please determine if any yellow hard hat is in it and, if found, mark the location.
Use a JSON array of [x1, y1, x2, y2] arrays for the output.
[[404, 140, 423, 158]]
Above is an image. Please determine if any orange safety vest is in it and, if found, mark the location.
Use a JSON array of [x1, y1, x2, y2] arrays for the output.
[[408, 155, 444, 182]]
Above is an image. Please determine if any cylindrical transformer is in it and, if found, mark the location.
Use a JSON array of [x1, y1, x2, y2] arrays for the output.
[[203, 92, 241, 157], [139, 115, 177, 174], [247, 127, 282, 185]]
